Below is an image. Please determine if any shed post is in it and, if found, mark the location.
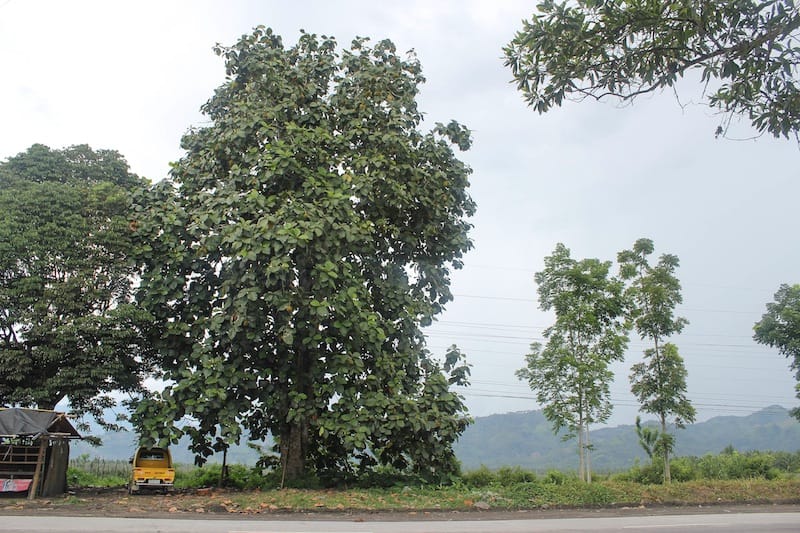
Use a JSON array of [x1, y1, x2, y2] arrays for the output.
[[27, 437, 48, 500]]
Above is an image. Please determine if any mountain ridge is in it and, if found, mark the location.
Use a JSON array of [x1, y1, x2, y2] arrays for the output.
[[454, 405, 800, 471]]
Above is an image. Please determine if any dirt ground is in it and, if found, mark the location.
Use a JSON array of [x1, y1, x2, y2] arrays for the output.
[[2, 488, 800, 522]]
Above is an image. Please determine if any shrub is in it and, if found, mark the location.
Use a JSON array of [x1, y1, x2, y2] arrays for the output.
[[615, 456, 697, 484], [614, 462, 661, 484], [697, 450, 779, 480], [496, 466, 536, 486], [770, 451, 800, 473], [543, 469, 571, 485], [175, 463, 271, 489], [461, 466, 495, 487], [669, 457, 697, 482]]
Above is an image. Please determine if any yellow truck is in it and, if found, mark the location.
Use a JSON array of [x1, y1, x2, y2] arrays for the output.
[[129, 447, 175, 494]]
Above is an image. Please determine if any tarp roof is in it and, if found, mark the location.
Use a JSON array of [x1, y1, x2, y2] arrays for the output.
[[0, 408, 81, 438]]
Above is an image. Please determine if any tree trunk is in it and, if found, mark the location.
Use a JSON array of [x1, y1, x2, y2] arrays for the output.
[[280, 420, 308, 485], [218, 447, 228, 488], [282, 319, 313, 482], [661, 415, 671, 484], [577, 421, 585, 482], [278, 262, 315, 485], [585, 424, 592, 484]]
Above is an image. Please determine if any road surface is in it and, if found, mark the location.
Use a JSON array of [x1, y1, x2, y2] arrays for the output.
[[3, 511, 799, 532]]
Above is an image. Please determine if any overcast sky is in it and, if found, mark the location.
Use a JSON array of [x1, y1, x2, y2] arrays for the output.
[[1, 0, 798, 427]]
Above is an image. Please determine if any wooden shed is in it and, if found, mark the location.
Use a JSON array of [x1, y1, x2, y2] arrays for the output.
[[0, 407, 81, 499]]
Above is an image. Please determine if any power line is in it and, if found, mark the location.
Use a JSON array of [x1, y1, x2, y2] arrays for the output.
[[461, 390, 792, 414], [450, 293, 764, 315], [425, 332, 771, 357], [432, 319, 755, 340], [459, 264, 778, 294]]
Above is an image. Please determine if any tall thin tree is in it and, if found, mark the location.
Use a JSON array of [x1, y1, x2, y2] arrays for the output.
[[619, 238, 695, 483], [517, 243, 628, 482]]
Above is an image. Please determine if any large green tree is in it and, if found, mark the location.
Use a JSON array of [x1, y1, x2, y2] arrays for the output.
[[504, 0, 800, 139], [0, 144, 153, 428], [619, 238, 694, 484], [131, 28, 474, 483], [516, 243, 628, 482], [753, 283, 800, 419]]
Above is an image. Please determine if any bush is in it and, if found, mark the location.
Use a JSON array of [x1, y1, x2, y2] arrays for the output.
[[495, 466, 536, 486], [461, 466, 495, 487], [669, 457, 697, 482], [614, 462, 661, 484], [615, 456, 698, 484], [770, 451, 800, 473], [697, 450, 779, 480], [175, 463, 273, 490], [543, 469, 572, 485]]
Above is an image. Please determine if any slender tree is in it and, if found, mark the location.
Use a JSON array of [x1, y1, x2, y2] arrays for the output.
[[753, 283, 800, 419], [504, 0, 800, 139], [131, 28, 474, 482], [517, 243, 628, 482], [0, 144, 153, 428], [619, 238, 695, 483]]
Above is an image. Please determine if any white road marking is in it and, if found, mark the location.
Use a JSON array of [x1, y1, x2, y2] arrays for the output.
[[624, 524, 730, 529]]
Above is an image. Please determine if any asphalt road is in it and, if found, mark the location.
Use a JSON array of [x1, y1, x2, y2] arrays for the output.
[[3, 511, 799, 532]]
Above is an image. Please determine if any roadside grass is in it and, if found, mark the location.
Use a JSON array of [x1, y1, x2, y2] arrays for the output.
[[164, 478, 800, 512], [61, 449, 800, 512]]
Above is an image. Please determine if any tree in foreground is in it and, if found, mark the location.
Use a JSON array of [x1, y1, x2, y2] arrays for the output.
[[619, 238, 694, 483], [0, 144, 153, 428], [516, 243, 628, 483], [753, 284, 800, 419], [504, 0, 800, 139], [131, 28, 475, 483]]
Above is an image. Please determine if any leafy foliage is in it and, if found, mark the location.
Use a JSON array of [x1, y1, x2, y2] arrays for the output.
[[753, 283, 800, 419], [635, 415, 659, 459], [131, 28, 475, 482], [630, 343, 694, 429], [615, 455, 696, 484], [504, 0, 800, 139], [517, 243, 628, 483], [697, 449, 780, 480], [0, 144, 153, 428]]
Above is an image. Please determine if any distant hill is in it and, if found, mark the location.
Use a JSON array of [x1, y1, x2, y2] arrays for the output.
[[72, 406, 800, 471], [454, 405, 800, 472]]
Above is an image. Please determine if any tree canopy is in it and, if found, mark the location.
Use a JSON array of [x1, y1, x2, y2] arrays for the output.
[[504, 0, 800, 139], [131, 28, 475, 483], [753, 283, 800, 419], [517, 243, 628, 483], [0, 144, 153, 428]]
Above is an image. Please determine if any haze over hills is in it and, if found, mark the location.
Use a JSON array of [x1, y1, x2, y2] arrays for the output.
[[72, 406, 800, 471], [454, 405, 800, 471]]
